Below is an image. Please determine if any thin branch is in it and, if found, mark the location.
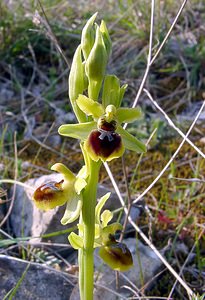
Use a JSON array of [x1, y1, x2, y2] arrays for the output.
[[133, 100, 205, 205], [103, 161, 195, 299], [150, 0, 188, 66], [105, 100, 205, 299], [124, 0, 155, 131]]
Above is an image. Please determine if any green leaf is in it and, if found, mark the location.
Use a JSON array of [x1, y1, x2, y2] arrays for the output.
[[61, 193, 82, 224], [68, 232, 83, 249], [117, 125, 146, 153], [95, 192, 111, 224], [58, 121, 96, 141], [76, 95, 104, 118], [116, 107, 142, 123]]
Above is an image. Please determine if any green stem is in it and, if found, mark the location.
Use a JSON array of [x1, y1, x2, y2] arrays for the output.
[[78, 215, 84, 300], [81, 159, 101, 300]]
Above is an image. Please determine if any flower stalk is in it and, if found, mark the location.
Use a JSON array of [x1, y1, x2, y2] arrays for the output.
[[32, 13, 146, 300], [81, 159, 101, 299]]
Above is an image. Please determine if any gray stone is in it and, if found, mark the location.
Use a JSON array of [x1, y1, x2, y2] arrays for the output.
[[0, 254, 74, 300]]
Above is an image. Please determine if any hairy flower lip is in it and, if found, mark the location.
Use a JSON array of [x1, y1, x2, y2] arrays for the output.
[[85, 129, 124, 161], [33, 180, 64, 202]]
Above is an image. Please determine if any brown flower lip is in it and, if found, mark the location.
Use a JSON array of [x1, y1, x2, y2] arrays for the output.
[[88, 130, 122, 159], [33, 180, 64, 202]]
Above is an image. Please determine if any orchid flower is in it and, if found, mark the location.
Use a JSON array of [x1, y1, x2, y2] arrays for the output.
[[59, 95, 146, 162], [68, 192, 133, 271], [32, 163, 87, 224]]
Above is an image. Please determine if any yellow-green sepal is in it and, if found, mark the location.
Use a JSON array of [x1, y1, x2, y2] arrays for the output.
[[58, 121, 96, 141], [116, 107, 142, 123], [117, 125, 146, 153], [76, 95, 104, 119]]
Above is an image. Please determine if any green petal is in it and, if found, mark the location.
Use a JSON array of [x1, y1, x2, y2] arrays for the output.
[[58, 121, 96, 141], [76, 95, 104, 119], [68, 232, 83, 249], [61, 193, 82, 224], [101, 210, 113, 228], [116, 107, 142, 124], [117, 125, 146, 153], [95, 192, 111, 224]]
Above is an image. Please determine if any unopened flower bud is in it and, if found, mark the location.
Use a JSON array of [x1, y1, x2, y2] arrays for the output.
[[100, 20, 112, 58], [85, 25, 108, 100], [68, 45, 86, 122], [81, 12, 97, 60]]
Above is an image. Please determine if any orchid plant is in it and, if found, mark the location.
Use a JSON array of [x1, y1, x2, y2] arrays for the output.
[[32, 13, 146, 300]]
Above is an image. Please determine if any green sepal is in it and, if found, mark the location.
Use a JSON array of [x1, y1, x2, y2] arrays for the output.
[[100, 20, 112, 58], [58, 121, 96, 141], [68, 232, 83, 249], [68, 45, 86, 122], [76, 95, 104, 119], [51, 163, 75, 182], [116, 107, 142, 123], [102, 75, 121, 108], [117, 125, 146, 153], [61, 193, 82, 224], [81, 12, 97, 60], [95, 192, 111, 224]]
